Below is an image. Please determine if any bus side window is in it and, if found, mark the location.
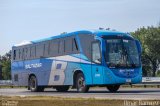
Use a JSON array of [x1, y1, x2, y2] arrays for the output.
[[50, 40, 59, 57], [19, 48, 24, 60], [22, 48, 25, 60], [24, 48, 27, 60], [65, 37, 72, 54], [59, 39, 64, 55], [18, 49, 21, 60], [44, 41, 50, 57], [16, 49, 19, 60], [78, 34, 94, 61], [72, 38, 78, 52], [24, 47, 29, 60], [13, 50, 16, 60], [30, 46, 36, 59], [36, 43, 44, 58], [27, 47, 30, 60]]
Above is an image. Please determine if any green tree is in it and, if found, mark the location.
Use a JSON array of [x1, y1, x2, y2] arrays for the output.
[[157, 70, 160, 77], [132, 25, 160, 77], [0, 56, 1, 65], [1, 51, 11, 80]]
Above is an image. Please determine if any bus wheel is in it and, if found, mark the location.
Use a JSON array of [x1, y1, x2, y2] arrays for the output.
[[106, 85, 120, 93], [29, 75, 44, 92], [76, 73, 89, 93], [55, 86, 70, 92]]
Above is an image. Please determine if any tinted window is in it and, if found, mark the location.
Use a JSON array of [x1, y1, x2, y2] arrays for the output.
[[30, 46, 36, 59], [12, 36, 80, 60], [50, 40, 59, 56], [59, 39, 64, 55], [18, 49, 23, 60], [72, 38, 78, 52], [13, 50, 16, 60], [24, 47, 30, 60], [44, 41, 50, 57], [36, 43, 44, 58], [15, 49, 19, 60], [79, 34, 94, 60], [21, 49, 23, 60], [65, 37, 72, 54]]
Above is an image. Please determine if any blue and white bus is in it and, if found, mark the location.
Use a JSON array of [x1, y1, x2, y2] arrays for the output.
[[11, 29, 142, 92]]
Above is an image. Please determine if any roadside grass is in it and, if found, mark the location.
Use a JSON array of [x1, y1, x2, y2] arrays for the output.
[[0, 85, 27, 88], [0, 96, 123, 106], [1, 96, 160, 106]]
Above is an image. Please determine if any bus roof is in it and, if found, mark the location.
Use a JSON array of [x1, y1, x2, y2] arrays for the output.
[[13, 30, 132, 47]]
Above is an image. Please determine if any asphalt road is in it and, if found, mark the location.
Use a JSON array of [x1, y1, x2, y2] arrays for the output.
[[0, 87, 160, 100]]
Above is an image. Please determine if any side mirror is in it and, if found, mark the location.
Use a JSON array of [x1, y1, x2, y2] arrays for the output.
[[135, 39, 142, 54]]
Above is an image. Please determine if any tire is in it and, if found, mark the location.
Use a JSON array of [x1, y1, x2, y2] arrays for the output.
[[55, 86, 70, 92], [76, 73, 89, 93], [29, 75, 44, 92], [106, 85, 120, 93]]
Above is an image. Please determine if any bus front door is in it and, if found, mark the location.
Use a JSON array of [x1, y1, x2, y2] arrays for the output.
[[91, 41, 103, 84]]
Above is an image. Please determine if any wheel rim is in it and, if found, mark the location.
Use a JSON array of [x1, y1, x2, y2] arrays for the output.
[[30, 77, 36, 89], [78, 76, 85, 90]]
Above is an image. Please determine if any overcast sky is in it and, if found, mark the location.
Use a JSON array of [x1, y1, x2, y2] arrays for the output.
[[0, 0, 160, 55]]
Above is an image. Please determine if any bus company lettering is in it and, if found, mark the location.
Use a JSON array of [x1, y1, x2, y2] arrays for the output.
[[25, 63, 42, 69]]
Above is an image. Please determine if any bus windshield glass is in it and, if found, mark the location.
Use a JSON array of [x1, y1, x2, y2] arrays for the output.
[[106, 38, 140, 68]]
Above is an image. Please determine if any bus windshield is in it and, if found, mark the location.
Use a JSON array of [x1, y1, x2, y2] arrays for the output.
[[106, 38, 140, 68]]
